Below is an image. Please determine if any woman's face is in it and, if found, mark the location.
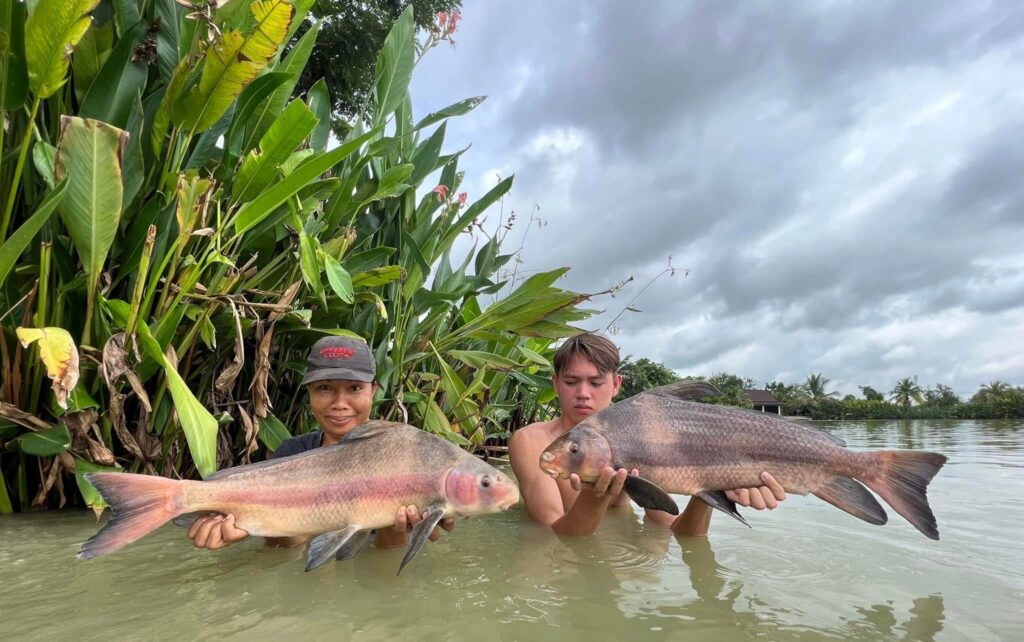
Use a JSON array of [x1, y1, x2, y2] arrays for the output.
[[307, 379, 376, 445]]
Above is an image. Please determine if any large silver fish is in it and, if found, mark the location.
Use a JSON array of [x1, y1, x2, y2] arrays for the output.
[[540, 381, 947, 539], [80, 421, 520, 571]]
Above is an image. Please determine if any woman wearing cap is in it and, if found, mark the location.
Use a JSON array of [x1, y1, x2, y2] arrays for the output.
[[187, 336, 455, 551]]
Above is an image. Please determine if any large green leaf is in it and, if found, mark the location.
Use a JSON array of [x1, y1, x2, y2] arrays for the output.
[[359, 163, 414, 207], [0, 0, 29, 110], [79, 20, 147, 128], [54, 116, 126, 285], [352, 265, 404, 289], [121, 93, 145, 207], [409, 122, 446, 187], [153, 0, 180, 83], [447, 350, 521, 372], [429, 343, 476, 435], [0, 180, 66, 286], [24, 0, 99, 98], [257, 414, 292, 452], [307, 78, 331, 153], [243, 18, 319, 151], [413, 96, 487, 131], [69, 17, 111, 100], [109, 0, 139, 37], [323, 253, 354, 304], [233, 99, 317, 203], [233, 128, 376, 235], [224, 70, 289, 161], [15, 425, 70, 456], [32, 140, 56, 188], [136, 321, 218, 477], [298, 231, 325, 307], [173, 0, 293, 133], [74, 458, 120, 511], [373, 5, 414, 126]]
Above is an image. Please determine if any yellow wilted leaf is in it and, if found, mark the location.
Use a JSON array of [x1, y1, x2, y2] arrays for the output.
[[16, 327, 81, 409]]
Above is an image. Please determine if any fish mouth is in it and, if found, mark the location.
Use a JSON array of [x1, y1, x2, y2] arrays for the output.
[[539, 465, 561, 478]]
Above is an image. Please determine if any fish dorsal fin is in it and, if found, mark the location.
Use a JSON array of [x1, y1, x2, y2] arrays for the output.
[[340, 420, 404, 443], [647, 380, 722, 401]]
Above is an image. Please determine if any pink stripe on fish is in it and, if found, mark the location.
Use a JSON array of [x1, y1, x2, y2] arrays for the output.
[[206, 471, 444, 509]]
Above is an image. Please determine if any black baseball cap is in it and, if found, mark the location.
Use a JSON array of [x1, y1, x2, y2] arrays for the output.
[[300, 336, 376, 385]]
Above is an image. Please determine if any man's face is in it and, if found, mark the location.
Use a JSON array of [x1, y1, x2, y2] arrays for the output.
[[307, 379, 376, 445], [552, 355, 622, 427]]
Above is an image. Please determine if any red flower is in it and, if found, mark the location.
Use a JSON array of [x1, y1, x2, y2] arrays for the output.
[[457, 192, 468, 206], [436, 11, 448, 32], [447, 11, 462, 35], [433, 185, 449, 202]]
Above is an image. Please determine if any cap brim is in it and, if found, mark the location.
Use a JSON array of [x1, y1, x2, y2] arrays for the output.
[[301, 368, 376, 386]]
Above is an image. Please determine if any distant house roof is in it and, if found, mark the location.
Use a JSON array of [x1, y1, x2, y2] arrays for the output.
[[744, 389, 780, 404]]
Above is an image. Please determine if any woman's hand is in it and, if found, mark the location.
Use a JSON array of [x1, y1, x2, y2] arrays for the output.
[[187, 514, 250, 550]]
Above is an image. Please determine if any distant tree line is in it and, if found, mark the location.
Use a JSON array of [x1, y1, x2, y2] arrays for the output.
[[616, 360, 1024, 420]]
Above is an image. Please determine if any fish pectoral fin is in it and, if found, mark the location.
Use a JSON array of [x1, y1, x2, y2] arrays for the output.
[[623, 475, 679, 515], [305, 526, 360, 572], [813, 476, 887, 525], [398, 504, 446, 576], [335, 529, 374, 562], [696, 490, 750, 528]]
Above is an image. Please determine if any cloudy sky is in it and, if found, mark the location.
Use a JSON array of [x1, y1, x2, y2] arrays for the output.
[[407, 0, 1024, 398]]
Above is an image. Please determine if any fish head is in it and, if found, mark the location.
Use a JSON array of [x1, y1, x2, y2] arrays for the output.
[[539, 424, 613, 482], [444, 459, 521, 516]]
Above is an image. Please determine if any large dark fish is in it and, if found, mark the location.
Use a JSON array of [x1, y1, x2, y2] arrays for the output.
[[79, 421, 520, 572], [540, 381, 947, 539]]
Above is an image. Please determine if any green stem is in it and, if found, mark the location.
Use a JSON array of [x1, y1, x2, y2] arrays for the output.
[[83, 273, 98, 347], [1, 98, 41, 241], [126, 225, 157, 338]]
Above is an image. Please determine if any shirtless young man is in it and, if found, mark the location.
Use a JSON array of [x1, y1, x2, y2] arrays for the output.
[[509, 333, 786, 536]]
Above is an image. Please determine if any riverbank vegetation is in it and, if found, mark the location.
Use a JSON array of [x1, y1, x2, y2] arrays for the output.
[[617, 362, 1024, 420], [0, 1, 585, 513]]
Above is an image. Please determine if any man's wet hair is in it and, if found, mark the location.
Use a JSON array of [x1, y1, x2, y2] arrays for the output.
[[553, 332, 621, 376]]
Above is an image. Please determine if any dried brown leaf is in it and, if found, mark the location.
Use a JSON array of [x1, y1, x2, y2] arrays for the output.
[[102, 333, 151, 411], [252, 281, 301, 418], [215, 302, 245, 394], [33, 458, 61, 507], [238, 406, 258, 462], [0, 402, 51, 430], [109, 391, 145, 461]]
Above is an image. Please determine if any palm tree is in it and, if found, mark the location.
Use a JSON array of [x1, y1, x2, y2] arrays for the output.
[[972, 380, 1010, 404], [890, 377, 925, 408], [802, 373, 837, 399]]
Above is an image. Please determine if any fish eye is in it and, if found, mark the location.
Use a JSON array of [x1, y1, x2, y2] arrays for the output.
[[480, 476, 491, 488], [569, 442, 580, 454]]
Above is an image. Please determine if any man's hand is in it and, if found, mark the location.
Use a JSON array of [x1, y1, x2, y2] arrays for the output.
[[395, 505, 456, 542], [568, 466, 637, 499], [187, 513, 250, 550], [724, 472, 787, 510], [377, 505, 456, 548]]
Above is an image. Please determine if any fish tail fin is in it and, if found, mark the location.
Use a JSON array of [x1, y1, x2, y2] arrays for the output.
[[861, 451, 947, 540], [78, 473, 185, 559]]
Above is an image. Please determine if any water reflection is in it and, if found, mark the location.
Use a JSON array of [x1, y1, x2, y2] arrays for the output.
[[4, 418, 1022, 640]]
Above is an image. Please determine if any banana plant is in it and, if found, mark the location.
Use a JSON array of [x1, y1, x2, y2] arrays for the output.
[[0, 1, 593, 514]]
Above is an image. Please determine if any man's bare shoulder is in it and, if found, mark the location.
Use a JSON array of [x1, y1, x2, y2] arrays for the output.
[[509, 419, 561, 452]]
